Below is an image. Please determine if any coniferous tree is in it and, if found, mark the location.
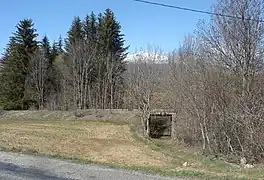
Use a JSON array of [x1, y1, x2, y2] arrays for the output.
[[42, 36, 52, 67], [51, 41, 59, 62], [0, 19, 38, 109], [47, 39, 64, 110], [0, 10, 128, 110], [0, 39, 20, 108], [82, 12, 99, 108], [57, 35, 64, 54], [41, 36, 54, 102], [97, 9, 128, 108], [64, 16, 86, 109], [62, 9, 129, 109], [65, 16, 84, 51]]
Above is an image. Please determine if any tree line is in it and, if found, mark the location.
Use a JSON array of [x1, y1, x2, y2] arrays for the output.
[[0, 9, 128, 110]]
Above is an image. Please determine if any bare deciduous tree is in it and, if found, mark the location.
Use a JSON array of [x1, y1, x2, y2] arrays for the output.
[[25, 49, 48, 109], [199, 0, 264, 97], [126, 49, 166, 136], [166, 0, 264, 162], [67, 39, 97, 109]]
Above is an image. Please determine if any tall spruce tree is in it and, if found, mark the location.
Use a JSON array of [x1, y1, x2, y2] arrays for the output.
[[42, 36, 52, 67], [82, 12, 99, 108], [51, 41, 59, 62], [65, 16, 84, 51], [97, 9, 128, 108], [47, 39, 64, 109], [0, 19, 38, 109], [57, 35, 64, 54], [40, 36, 54, 71], [83, 12, 98, 43], [64, 16, 86, 109], [41, 36, 54, 102]]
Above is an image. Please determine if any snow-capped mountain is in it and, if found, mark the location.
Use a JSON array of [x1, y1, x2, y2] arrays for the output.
[[126, 51, 168, 63]]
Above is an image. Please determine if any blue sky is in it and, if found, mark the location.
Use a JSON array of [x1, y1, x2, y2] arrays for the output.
[[1, 0, 216, 54]]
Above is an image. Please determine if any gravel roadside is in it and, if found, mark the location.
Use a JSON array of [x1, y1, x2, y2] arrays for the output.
[[0, 151, 184, 180]]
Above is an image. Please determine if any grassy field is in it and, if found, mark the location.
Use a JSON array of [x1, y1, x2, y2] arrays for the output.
[[0, 119, 263, 180]]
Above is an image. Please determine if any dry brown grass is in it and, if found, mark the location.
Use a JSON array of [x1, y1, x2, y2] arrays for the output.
[[0, 119, 263, 179], [0, 120, 169, 167]]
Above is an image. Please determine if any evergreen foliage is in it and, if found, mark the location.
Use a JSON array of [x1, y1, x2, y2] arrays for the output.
[[0, 9, 128, 110], [0, 19, 38, 109]]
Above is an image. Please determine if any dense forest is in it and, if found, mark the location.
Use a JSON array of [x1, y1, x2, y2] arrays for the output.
[[0, 9, 128, 110], [1, 0, 264, 163]]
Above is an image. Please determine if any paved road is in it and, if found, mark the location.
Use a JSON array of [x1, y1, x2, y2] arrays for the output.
[[0, 151, 183, 180]]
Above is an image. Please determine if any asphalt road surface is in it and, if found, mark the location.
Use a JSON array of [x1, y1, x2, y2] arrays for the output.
[[0, 151, 183, 180]]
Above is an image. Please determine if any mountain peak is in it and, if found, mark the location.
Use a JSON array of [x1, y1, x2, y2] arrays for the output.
[[126, 51, 168, 63]]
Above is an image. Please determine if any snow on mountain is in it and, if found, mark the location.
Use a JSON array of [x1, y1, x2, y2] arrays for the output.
[[126, 51, 168, 63]]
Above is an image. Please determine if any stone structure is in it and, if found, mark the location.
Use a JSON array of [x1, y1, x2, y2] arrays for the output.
[[149, 109, 176, 139]]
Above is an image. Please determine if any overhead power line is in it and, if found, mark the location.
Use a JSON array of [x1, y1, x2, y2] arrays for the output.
[[134, 0, 264, 23]]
